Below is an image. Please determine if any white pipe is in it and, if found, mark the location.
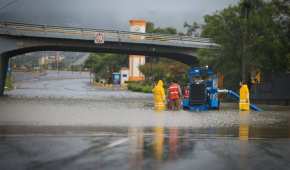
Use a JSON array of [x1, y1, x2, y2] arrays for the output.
[[218, 89, 229, 93]]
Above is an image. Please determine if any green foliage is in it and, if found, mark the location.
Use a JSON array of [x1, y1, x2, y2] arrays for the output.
[[143, 22, 188, 86], [198, 0, 290, 88], [184, 21, 200, 36], [139, 58, 189, 86], [146, 22, 177, 34], [127, 82, 152, 93], [139, 62, 167, 81], [84, 53, 127, 82]]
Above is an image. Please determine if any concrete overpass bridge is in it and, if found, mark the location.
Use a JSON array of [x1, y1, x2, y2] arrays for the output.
[[0, 21, 218, 95]]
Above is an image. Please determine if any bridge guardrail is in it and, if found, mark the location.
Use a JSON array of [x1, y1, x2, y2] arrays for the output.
[[0, 21, 215, 46]]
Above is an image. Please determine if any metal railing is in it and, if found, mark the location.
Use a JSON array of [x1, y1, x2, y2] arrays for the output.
[[0, 21, 214, 45]]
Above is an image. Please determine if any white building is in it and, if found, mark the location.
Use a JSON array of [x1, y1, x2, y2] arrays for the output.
[[120, 67, 129, 84], [38, 55, 64, 66]]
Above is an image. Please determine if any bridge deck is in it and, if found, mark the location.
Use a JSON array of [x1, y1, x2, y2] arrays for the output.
[[0, 21, 218, 49]]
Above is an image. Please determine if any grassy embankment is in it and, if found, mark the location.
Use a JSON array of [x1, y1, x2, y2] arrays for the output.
[[5, 75, 13, 91]]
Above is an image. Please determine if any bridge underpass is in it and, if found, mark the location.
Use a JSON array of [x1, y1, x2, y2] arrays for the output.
[[0, 22, 289, 170], [0, 21, 218, 96]]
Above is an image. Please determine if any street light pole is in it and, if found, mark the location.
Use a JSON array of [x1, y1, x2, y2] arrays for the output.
[[241, 0, 251, 84]]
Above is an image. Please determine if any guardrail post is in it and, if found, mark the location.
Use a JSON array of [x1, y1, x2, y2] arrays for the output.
[[42, 25, 47, 35], [80, 28, 84, 37], [117, 31, 121, 42]]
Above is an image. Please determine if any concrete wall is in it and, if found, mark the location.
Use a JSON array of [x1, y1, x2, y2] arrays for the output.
[[0, 55, 9, 96], [129, 55, 145, 81]]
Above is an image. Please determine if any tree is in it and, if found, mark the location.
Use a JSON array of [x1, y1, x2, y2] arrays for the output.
[[146, 22, 155, 33], [143, 22, 189, 85], [198, 0, 289, 88], [146, 22, 177, 34], [271, 0, 290, 71], [84, 53, 127, 82], [184, 21, 200, 36], [139, 58, 189, 85]]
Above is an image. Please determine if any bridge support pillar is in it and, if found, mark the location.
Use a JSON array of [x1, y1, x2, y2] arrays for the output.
[[0, 55, 9, 96]]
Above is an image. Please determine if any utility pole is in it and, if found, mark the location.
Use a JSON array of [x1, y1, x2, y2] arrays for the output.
[[56, 51, 59, 75], [241, 0, 251, 84]]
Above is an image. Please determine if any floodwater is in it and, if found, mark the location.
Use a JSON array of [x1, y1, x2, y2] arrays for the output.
[[0, 71, 290, 170]]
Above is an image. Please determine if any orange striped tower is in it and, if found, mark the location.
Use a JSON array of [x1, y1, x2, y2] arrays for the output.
[[128, 19, 146, 81]]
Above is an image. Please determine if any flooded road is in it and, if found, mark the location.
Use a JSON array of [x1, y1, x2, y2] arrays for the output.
[[0, 71, 290, 170]]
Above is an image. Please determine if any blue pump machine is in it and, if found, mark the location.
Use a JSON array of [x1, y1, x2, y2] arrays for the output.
[[183, 67, 220, 111], [182, 67, 262, 112]]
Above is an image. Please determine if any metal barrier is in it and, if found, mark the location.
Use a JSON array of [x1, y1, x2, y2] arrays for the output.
[[251, 73, 290, 105]]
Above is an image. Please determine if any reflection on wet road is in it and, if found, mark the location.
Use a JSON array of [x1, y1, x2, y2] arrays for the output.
[[0, 71, 290, 170], [1, 127, 290, 170]]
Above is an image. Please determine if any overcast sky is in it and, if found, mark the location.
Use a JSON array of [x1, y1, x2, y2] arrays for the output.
[[0, 0, 239, 32]]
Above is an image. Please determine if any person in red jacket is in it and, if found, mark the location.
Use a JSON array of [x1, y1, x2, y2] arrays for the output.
[[183, 85, 190, 100], [167, 81, 182, 111]]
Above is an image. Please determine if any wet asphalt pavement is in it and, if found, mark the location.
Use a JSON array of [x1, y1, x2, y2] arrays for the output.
[[0, 71, 290, 170]]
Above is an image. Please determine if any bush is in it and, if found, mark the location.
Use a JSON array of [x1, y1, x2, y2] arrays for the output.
[[139, 59, 189, 86], [141, 85, 152, 93], [127, 82, 152, 93]]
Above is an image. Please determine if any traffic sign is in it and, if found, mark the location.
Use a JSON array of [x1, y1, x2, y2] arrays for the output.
[[94, 32, 105, 44]]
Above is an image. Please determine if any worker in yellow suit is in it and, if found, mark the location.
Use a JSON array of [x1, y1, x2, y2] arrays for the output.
[[239, 84, 250, 111], [152, 80, 166, 111]]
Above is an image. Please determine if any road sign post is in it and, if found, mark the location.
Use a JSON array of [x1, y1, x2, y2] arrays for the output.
[[94, 32, 105, 44]]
